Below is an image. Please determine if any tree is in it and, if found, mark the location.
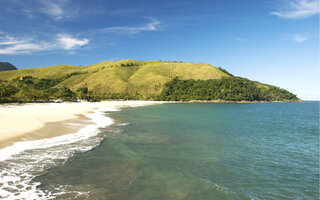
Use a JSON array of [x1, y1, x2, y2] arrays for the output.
[[76, 87, 88, 99], [57, 87, 74, 100]]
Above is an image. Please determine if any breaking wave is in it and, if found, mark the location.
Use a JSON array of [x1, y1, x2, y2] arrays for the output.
[[0, 107, 119, 200]]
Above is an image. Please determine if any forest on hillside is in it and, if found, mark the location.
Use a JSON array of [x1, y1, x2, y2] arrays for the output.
[[159, 77, 298, 101], [0, 74, 298, 103], [0, 74, 139, 103], [0, 62, 17, 71]]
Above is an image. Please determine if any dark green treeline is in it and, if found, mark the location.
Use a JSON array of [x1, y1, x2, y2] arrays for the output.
[[0, 75, 298, 103], [158, 77, 298, 101]]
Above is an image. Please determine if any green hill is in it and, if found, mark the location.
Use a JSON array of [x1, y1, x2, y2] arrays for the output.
[[0, 60, 299, 102], [0, 62, 17, 71]]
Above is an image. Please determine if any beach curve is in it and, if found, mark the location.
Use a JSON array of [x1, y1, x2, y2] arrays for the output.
[[0, 100, 163, 199], [0, 101, 163, 145]]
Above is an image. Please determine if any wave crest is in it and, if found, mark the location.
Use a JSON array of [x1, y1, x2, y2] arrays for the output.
[[0, 108, 117, 200]]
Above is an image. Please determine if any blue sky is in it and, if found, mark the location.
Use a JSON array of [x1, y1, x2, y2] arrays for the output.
[[0, 0, 318, 100]]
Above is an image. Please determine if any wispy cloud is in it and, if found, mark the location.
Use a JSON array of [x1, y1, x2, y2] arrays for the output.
[[271, 0, 319, 19], [100, 18, 160, 34], [287, 33, 308, 42], [0, 35, 23, 45], [0, 16, 160, 54], [37, 0, 81, 20], [58, 34, 89, 50], [0, 33, 89, 55], [0, 40, 52, 55], [234, 37, 247, 43], [40, 0, 64, 20], [7, 0, 76, 20]]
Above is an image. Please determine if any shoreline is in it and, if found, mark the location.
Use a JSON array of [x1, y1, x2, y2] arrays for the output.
[[0, 99, 304, 105], [0, 99, 304, 148], [0, 114, 93, 149], [182, 100, 304, 103], [0, 101, 164, 149]]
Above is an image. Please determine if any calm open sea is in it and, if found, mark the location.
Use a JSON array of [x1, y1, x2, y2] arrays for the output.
[[1, 102, 319, 199]]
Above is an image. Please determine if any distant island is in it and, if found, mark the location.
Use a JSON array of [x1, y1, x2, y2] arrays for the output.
[[0, 62, 18, 72], [0, 60, 299, 103]]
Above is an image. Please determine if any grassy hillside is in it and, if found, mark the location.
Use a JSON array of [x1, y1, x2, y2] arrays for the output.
[[0, 60, 299, 102], [0, 60, 228, 98]]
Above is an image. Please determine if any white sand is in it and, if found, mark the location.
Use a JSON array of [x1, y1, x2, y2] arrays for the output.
[[0, 101, 163, 142]]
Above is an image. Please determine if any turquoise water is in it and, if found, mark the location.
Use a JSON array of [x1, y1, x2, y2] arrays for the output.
[[35, 102, 319, 199]]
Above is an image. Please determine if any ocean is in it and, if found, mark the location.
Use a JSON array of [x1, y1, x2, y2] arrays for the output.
[[0, 102, 319, 199]]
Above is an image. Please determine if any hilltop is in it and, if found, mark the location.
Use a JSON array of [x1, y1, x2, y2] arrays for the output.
[[0, 60, 299, 102], [0, 62, 17, 72]]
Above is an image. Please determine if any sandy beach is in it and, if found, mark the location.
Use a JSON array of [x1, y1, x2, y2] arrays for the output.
[[0, 101, 163, 148]]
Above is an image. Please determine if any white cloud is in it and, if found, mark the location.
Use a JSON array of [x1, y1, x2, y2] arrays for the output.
[[0, 42, 50, 54], [0, 17, 159, 54], [0, 35, 24, 45], [100, 18, 160, 34], [38, 0, 78, 20], [40, 0, 64, 20], [0, 34, 89, 55], [9, 0, 73, 20], [0, 35, 51, 54], [271, 0, 319, 19], [287, 33, 308, 42], [58, 34, 89, 50]]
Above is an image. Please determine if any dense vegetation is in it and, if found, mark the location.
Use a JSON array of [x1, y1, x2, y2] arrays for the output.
[[159, 77, 299, 101], [0, 60, 299, 103], [0, 74, 139, 103], [0, 62, 17, 71]]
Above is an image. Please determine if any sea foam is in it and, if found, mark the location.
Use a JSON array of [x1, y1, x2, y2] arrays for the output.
[[0, 107, 118, 200]]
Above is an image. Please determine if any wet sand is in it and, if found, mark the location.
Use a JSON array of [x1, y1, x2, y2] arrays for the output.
[[0, 101, 163, 148], [0, 114, 93, 149]]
